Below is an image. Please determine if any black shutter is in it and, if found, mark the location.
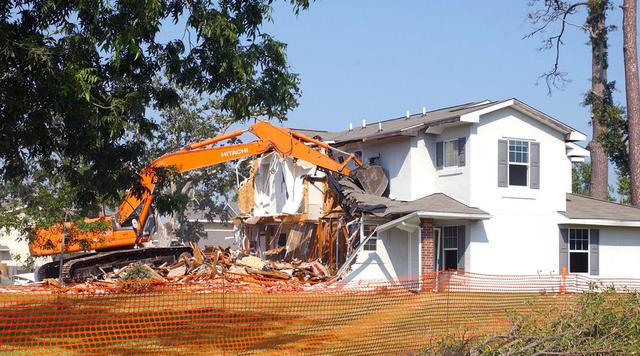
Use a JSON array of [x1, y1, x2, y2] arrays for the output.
[[457, 225, 465, 271], [498, 140, 508, 187], [530, 142, 540, 189], [436, 142, 443, 169], [458, 137, 466, 167], [590, 229, 599, 276], [559, 228, 569, 273]]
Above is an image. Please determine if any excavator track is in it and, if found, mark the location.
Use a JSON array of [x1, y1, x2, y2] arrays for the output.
[[37, 247, 192, 282]]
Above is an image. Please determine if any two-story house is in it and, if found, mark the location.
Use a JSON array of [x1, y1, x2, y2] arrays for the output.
[[300, 98, 640, 282]]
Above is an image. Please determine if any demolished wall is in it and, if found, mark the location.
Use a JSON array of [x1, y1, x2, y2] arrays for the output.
[[233, 152, 362, 271]]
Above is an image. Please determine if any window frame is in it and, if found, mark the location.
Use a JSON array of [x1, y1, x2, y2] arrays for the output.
[[443, 139, 459, 168], [441, 226, 459, 270], [568, 228, 590, 274], [507, 139, 530, 187], [362, 224, 378, 252]]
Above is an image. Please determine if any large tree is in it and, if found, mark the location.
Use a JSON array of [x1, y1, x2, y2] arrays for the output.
[[526, 0, 619, 200], [0, 0, 306, 231], [149, 86, 246, 244], [622, 0, 640, 206]]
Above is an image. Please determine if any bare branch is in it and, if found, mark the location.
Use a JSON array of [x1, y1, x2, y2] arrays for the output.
[[525, 1, 588, 94]]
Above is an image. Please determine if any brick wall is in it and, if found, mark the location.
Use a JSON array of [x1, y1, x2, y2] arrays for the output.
[[420, 219, 435, 274]]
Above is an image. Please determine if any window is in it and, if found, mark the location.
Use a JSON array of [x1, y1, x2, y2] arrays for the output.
[[436, 138, 466, 169], [363, 224, 377, 251], [444, 140, 458, 167], [442, 226, 458, 270], [569, 229, 589, 273], [508, 140, 529, 186]]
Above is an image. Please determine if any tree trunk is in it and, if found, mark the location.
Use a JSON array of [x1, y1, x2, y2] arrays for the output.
[[587, 0, 610, 200], [623, 0, 640, 206]]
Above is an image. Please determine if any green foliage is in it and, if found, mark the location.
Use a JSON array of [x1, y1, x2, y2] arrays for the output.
[[119, 263, 155, 292], [425, 285, 640, 354], [75, 219, 111, 233], [149, 85, 248, 243], [11, 254, 36, 272], [572, 162, 591, 196], [585, 82, 629, 176], [121, 263, 154, 281], [616, 174, 632, 204], [0, 0, 307, 232]]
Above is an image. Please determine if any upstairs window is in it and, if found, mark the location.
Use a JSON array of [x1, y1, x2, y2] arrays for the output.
[[508, 140, 529, 186], [436, 138, 466, 169], [444, 140, 459, 167]]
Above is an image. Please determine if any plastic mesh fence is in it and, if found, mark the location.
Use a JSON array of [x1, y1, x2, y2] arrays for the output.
[[1, 272, 637, 355]]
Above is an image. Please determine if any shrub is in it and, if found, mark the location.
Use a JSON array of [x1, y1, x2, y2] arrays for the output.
[[424, 284, 640, 355]]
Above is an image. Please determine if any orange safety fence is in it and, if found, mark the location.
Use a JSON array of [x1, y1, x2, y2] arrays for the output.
[[1, 271, 638, 355]]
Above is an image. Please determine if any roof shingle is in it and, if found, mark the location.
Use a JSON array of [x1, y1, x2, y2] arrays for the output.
[[563, 193, 640, 221]]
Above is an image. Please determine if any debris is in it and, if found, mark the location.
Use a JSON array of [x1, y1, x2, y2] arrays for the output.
[[166, 264, 187, 278], [237, 255, 267, 270], [72, 244, 334, 287]]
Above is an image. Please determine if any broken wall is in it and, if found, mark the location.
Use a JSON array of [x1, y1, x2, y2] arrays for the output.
[[237, 153, 326, 217]]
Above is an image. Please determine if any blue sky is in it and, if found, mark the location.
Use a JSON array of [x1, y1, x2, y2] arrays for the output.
[[263, 0, 627, 141]]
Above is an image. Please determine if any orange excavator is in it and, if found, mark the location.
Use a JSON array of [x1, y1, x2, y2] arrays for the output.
[[30, 121, 385, 281]]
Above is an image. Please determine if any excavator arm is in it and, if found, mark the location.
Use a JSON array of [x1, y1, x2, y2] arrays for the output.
[[116, 140, 272, 228], [29, 120, 374, 258], [117, 120, 364, 233]]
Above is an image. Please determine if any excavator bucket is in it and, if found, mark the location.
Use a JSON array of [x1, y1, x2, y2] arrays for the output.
[[351, 166, 389, 196]]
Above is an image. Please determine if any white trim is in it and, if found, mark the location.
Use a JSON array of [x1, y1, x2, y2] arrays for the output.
[[568, 131, 587, 142], [566, 142, 590, 158], [560, 218, 640, 227], [459, 99, 514, 123], [416, 211, 491, 220], [377, 211, 491, 233], [457, 99, 587, 142], [425, 126, 445, 135], [507, 139, 530, 187], [434, 227, 441, 271], [568, 228, 590, 274], [437, 168, 463, 177]]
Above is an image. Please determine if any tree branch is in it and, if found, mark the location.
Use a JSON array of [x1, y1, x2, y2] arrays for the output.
[[526, 1, 588, 94]]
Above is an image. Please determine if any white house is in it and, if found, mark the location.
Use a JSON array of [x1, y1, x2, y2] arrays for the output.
[[184, 202, 239, 250], [300, 98, 640, 282]]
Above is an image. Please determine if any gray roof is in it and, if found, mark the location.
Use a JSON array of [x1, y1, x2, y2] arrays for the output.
[[295, 98, 582, 145], [336, 176, 488, 218], [563, 193, 640, 221]]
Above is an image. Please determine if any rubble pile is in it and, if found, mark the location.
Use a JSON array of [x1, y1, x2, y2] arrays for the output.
[[92, 243, 333, 284]]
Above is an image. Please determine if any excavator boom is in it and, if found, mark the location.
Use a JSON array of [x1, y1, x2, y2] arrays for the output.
[[29, 121, 386, 281]]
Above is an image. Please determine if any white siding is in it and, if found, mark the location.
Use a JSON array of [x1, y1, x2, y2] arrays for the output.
[[341, 137, 414, 201], [431, 125, 472, 203], [467, 107, 572, 275], [598, 227, 640, 278], [345, 228, 420, 282]]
